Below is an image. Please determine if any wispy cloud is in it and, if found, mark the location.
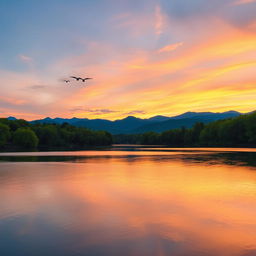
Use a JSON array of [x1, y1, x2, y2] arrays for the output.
[[232, 0, 256, 5], [70, 107, 119, 115], [158, 42, 184, 53], [19, 54, 33, 64], [125, 110, 146, 115], [27, 85, 47, 90], [69, 107, 146, 118], [18, 54, 35, 70], [0, 96, 27, 106], [155, 4, 164, 35]]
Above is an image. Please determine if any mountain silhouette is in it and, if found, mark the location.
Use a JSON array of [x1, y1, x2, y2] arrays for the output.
[[148, 115, 171, 122], [7, 116, 17, 121], [30, 110, 242, 134], [134, 111, 241, 133], [170, 111, 240, 120]]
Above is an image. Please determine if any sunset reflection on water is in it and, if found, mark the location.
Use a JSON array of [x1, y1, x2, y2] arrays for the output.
[[0, 149, 256, 256]]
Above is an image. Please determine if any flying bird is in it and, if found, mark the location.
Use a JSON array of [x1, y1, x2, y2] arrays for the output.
[[81, 78, 93, 82], [63, 79, 70, 83], [70, 76, 81, 81]]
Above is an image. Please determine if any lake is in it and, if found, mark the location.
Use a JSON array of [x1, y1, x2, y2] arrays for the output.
[[0, 146, 256, 256]]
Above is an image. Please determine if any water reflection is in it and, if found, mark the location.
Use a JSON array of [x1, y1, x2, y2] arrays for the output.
[[1, 151, 256, 168], [0, 149, 256, 256]]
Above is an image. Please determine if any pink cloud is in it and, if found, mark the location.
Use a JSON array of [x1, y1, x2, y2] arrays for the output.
[[158, 42, 184, 53], [155, 5, 164, 35], [0, 96, 27, 106], [19, 54, 33, 64], [232, 0, 256, 5]]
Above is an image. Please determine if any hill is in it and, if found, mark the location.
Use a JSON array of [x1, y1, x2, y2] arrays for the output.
[[30, 111, 241, 134], [133, 111, 241, 133]]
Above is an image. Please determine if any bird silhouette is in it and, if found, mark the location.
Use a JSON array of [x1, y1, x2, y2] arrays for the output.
[[70, 76, 81, 81], [81, 78, 93, 82], [63, 79, 70, 83]]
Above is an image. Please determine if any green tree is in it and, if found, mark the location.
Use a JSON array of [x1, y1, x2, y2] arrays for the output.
[[218, 118, 247, 146], [34, 125, 60, 147], [0, 123, 10, 148], [199, 122, 220, 146], [244, 113, 256, 144], [140, 132, 160, 145], [13, 128, 39, 150]]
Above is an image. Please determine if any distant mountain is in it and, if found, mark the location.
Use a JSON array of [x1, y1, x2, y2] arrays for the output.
[[34, 117, 83, 125], [7, 116, 17, 121], [32, 116, 149, 134], [170, 111, 240, 120], [148, 115, 170, 122], [134, 111, 241, 133], [30, 110, 242, 134]]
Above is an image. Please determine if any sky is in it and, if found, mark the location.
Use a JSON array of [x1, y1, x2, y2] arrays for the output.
[[0, 0, 255, 120]]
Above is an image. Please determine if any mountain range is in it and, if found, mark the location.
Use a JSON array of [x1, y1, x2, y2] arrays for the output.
[[16, 110, 242, 134]]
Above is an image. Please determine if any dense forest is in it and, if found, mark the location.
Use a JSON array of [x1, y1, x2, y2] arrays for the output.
[[0, 119, 113, 151], [114, 112, 256, 147]]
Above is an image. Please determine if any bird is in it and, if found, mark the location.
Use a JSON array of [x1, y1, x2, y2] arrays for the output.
[[81, 78, 93, 82], [63, 79, 70, 83], [70, 76, 81, 81]]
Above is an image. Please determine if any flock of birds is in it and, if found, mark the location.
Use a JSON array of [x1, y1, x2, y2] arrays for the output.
[[63, 76, 93, 84]]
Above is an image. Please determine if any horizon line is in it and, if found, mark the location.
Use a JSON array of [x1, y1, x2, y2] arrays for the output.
[[2, 109, 253, 122]]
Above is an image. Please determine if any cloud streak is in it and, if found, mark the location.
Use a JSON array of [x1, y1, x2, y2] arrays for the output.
[[19, 54, 33, 64], [158, 42, 184, 53], [155, 4, 164, 35], [70, 107, 119, 115], [27, 85, 47, 90], [125, 110, 147, 115], [232, 0, 256, 5]]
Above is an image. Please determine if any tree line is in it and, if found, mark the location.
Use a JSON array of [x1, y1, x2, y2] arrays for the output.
[[114, 112, 256, 147], [1, 112, 255, 151], [0, 119, 112, 151]]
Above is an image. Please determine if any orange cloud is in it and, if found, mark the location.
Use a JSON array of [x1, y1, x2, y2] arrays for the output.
[[0, 96, 27, 106], [158, 42, 184, 53], [62, 30, 256, 119]]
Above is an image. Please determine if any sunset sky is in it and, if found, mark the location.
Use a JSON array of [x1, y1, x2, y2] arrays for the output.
[[0, 0, 255, 120]]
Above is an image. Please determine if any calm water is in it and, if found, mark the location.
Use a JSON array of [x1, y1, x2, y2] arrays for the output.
[[0, 147, 256, 256]]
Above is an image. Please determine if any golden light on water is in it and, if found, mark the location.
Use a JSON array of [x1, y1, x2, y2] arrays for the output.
[[1, 151, 256, 255]]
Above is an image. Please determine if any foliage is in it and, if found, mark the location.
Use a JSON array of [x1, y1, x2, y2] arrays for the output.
[[113, 112, 256, 147], [13, 128, 39, 150], [141, 132, 160, 145], [0, 119, 113, 151], [0, 123, 10, 148], [113, 134, 142, 144]]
